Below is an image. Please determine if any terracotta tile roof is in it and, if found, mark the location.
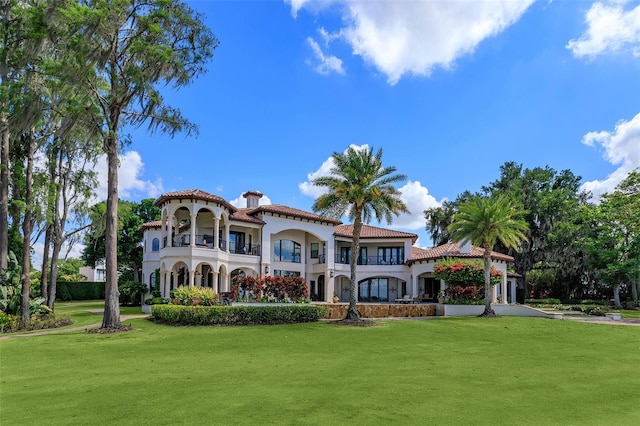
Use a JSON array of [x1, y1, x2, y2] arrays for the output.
[[231, 208, 266, 225], [407, 242, 514, 265], [140, 220, 162, 231], [334, 224, 418, 243], [154, 189, 237, 212], [252, 205, 342, 225]]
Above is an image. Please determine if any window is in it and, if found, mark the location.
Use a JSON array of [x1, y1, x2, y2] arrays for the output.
[[358, 278, 389, 302], [378, 247, 404, 264], [274, 240, 301, 263], [230, 231, 245, 254], [310, 243, 319, 259], [274, 270, 300, 278], [340, 247, 351, 264], [358, 247, 368, 265], [152, 238, 160, 252]]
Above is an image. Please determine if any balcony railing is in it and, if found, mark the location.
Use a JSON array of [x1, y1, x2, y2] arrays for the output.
[[334, 255, 404, 266], [229, 243, 261, 256], [162, 235, 254, 255]]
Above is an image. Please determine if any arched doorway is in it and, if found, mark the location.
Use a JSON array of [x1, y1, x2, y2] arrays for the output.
[[317, 274, 325, 302]]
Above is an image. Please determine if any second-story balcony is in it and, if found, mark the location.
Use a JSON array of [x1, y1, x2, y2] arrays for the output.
[[163, 235, 259, 256], [334, 254, 404, 266]]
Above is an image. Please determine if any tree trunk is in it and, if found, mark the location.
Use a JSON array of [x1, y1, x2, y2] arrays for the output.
[[613, 283, 622, 309], [0, 118, 8, 271], [19, 128, 35, 322], [40, 225, 51, 304], [346, 214, 362, 320], [47, 227, 62, 310], [101, 133, 121, 329], [480, 244, 497, 317], [0, 1, 10, 271]]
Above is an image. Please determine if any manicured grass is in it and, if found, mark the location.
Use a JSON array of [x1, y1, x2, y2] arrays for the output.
[[1, 314, 639, 425]]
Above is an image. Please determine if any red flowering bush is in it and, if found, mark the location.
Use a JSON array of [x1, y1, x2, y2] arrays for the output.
[[434, 258, 502, 287], [231, 275, 308, 303], [443, 285, 484, 304]]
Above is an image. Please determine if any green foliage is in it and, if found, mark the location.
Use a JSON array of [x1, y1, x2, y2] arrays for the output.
[[0, 252, 22, 314], [151, 304, 327, 326], [525, 298, 562, 305], [118, 281, 147, 306], [434, 258, 502, 286], [57, 258, 86, 281], [55, 281, 105, 301], [171, 286, 218, 306], [144, 297, 168, 305], [0, 312, 72, 333]]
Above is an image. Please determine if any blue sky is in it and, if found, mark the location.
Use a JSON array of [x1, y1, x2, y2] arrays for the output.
[[95, 0, 640, 249]]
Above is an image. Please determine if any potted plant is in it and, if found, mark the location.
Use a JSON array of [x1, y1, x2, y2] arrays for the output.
[[437, 290, 445, 304], [332, 293, 339, 303]]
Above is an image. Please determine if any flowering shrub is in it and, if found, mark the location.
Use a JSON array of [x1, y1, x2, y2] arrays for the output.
[[434, 258, 502, 287], [171, 286, 218, 306], [231, 275, 309, 303], [443, 285, 484, 304]]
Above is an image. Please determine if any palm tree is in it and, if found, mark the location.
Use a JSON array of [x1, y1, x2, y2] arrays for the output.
[[448, 195, 528, 317], [312, 146, 409, 320]]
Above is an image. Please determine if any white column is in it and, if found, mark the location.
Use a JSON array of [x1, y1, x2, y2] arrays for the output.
[[213, 271, 219, 292], [188, 269, 195, 287], [501, 277, 508, 304], [412, 275, 418, 298], [190, 213, 197, 247], [214, 217, 220, 250], [167, 215, 174, 247], [224, 223, 230, 252], [163, 271, 170, 297]]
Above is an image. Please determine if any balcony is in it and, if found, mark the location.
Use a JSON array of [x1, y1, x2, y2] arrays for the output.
[[334, 255, 404, 266], [162, 235, 259, 256]]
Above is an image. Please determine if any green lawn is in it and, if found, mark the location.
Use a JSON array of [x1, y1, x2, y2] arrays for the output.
[[1, 307, 639, 425]]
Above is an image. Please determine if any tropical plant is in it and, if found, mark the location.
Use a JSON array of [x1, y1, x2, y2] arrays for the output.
[[448, 195, 529, 317], [312, 146, 409, 320], [434, 259, 502, 287]]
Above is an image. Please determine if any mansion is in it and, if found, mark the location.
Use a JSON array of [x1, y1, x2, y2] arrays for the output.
[[141, 189, 518, 303]]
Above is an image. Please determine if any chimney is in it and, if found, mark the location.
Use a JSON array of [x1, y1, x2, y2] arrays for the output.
[[459, 240, 472, 254], [243, 191, 263, 209]]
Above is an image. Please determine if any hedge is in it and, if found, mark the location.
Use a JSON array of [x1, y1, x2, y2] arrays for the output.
[[56, 281, 105, 301], [151, 304, 328, 326]]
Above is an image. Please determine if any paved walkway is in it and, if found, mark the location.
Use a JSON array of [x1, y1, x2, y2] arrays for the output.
[[562, 316, 640, 326], [0, 314, 149, 339]]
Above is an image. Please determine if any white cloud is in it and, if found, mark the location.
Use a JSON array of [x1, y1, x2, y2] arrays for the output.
[[581, 112, 640, 199], [298, 144, 370, 198], [229, 192, 272, 208], [94, 151, 164, 202], [31, 240, 86, 271], [390, 180, 441, 230], [567, 1, 640, 58], [299, 144, 442, 230], [306, 37, 345, 75], [290, 0, 534, 84]]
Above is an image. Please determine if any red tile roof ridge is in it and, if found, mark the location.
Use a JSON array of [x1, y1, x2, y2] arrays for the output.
[[154, 189, 237, 212], [407, 241, 514, 264], [334, 224, 418, 243], [252, 204, 342, 225]]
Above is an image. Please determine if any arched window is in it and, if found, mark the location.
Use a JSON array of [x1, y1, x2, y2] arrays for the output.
[[152, 238, 160, 252], [274, 240, 301, 263]]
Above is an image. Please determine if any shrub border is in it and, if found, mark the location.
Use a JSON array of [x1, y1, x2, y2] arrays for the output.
[[151, 304, 327, 326]]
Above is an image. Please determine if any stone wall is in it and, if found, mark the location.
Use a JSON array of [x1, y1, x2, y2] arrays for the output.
[[323, 303, 436, 319]]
